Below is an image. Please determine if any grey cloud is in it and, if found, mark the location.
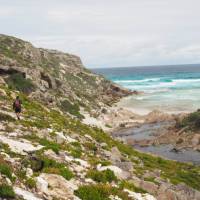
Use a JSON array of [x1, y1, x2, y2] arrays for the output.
[[0, 0, 200, 67]]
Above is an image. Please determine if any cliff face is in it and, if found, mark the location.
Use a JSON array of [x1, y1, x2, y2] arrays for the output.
[[0, 34, 132, 119]]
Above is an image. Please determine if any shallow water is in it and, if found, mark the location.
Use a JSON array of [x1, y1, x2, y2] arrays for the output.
[[114, 121, 200, 165], [114, 121, 174, 141], [135, 144, 200, 165]]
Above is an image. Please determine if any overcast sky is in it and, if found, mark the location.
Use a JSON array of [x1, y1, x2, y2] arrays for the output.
[[0, 0, 200, 68]]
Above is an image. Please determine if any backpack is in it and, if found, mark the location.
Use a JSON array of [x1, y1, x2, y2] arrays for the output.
[[14, 99, 21, 109]]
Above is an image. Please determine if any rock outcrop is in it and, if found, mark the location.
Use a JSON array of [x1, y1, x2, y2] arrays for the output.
[[0, 34, 133, 119]]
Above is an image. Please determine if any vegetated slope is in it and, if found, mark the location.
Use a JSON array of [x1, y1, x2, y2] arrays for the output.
[[0, 35, 200, 200], [0, 34, 133, 120], [0, 78, 200, 199]]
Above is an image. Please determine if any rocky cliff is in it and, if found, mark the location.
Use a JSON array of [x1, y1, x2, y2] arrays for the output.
[[0, 34, 133, 119], [0, 35, 200, 200]]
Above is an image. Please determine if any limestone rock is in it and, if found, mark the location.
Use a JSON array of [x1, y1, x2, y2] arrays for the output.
[[14, 187, 42, 200], [140, 180, 159, 195], [36, 173, 77, 200], [97, 164, 130, 179], [0, 135, 43, 155]]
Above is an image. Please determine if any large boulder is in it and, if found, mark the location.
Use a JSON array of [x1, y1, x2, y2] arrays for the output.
[[36, 173, 78, 200]]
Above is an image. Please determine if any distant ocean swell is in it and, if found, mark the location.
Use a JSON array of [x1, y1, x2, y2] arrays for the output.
[[93, 65, 200, 113]]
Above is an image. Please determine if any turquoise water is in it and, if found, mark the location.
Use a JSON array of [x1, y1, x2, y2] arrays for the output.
[[93, 64, 200, 114]]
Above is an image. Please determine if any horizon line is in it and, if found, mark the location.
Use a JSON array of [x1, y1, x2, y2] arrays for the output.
[[90, 63, 200, 69]]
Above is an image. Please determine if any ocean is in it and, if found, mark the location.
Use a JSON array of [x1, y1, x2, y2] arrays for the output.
[[93, 64, 200, 114]]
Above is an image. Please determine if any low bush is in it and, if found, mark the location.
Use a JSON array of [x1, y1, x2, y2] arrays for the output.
[[0, 184, 15, 198], [74, 184, 110, 200], [60, 99, 84, 119], [84, 142, 98, 152], [41, 157, 74, 180], [6, 73, 35, 94], [119, 180, 147, 193], [178, 110, 200, 129], [0, 163, 13, 180], [70, 142, 82, 158], [87, 169, 117, 183], [39, 138, 61, 154], [0, 112, 15, 122], [74, 184, 132, 200], [25, 178, 36, 189]]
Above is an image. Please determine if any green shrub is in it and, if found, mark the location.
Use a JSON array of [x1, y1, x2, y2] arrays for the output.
[[0, 112, 15, 122], [70, 148, 82, 158], [60, 99, 84, 119], [74, 184, 110, 200], [0, 184, 15, 198], [41, 157, 74, 180], [5, 73, 35, 94], [74, 184, 131, 200], [39, 138, 61, 154], [70, 142, 82, 158], [119, 181, 147, 193], [178, 111, 200, 129], [0, 163, 13, 180], [87, 169, 117, 183], [25, 178, 36, 189], [84, 142, 98, 152]]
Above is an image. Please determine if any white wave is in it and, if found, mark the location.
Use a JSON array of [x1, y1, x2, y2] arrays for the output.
[[172, 79, 200, 83], [115, 78, 160, 84]]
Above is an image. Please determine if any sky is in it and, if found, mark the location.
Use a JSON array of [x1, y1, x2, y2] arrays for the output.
[[0, 0, 200, 68]]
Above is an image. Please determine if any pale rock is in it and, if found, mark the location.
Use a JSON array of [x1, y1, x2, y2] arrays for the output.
[[111, 147, 122, 162], [0, 77, 5, 84], [103, 150, 112, 157], [0, 124, 5, 130], [47, 128, 53, 133], [85, 134, 93, 141], [85, 178, 95, 184], [65, 135, 77, 143], [9, 132, 19, 137], [36, 173, 77, 200], [97, 164, 129, 179], [109, 195, 122, 200], [65, 154, 74, 162], [0, 135, 43, 155], [124, 189, 157, 200], [71, 163, 85, 173], [100, 142, 107, 148], [5, 177, 12, 185], [0, 88, 6, 96], [56, 131, 67, 144], [56, 131, 77, 144], [75, 158, 90, 168], [26, 168, 33, 177], [140, 180, 159, 195], [130, 176, 141, 188], [191, 134, 200, 146], [14, 187, 42, 200], [116, 161, 133, 171]]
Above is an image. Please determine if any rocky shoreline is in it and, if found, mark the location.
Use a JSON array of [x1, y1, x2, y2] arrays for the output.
[[85, 98, 200, 164]]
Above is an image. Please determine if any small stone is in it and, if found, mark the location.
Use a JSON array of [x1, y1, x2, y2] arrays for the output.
[[26, 168, 33, 177]]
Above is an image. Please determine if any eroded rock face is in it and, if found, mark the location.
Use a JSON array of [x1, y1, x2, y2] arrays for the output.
[[0, 34, 133, 117], [36, 173, 78, 200]]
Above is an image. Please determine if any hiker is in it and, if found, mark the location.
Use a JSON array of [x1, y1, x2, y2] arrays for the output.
[[13, 96, 22, 120]]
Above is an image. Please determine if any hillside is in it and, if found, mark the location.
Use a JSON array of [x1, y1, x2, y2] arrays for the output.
[[0, 34, 133, 119], [0, 35, 200, 200]]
